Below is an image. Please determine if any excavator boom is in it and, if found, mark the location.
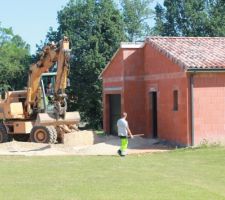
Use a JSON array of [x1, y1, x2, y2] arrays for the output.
[[26, 36, 72, 119], [26, 43, 57, 108]]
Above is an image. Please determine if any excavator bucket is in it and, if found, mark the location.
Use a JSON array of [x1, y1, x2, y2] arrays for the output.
[[35, 111, 80, 126]]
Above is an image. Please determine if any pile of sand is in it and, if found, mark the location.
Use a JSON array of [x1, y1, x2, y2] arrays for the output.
[[0, 134, 170, 156]]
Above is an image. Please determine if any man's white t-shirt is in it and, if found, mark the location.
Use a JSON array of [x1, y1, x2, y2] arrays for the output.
[[117, 118, 128, 137]]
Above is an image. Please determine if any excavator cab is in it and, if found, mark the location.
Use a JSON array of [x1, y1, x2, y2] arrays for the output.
[[39, 72, 57, 112], [37, 72, 68, 120]]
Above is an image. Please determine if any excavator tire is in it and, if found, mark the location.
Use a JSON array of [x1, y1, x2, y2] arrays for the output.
[[30, 126, 57, 144], [0, 124, 9, 143]]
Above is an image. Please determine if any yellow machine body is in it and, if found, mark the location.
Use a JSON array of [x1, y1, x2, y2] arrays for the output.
[[0, 37, 80, 143]]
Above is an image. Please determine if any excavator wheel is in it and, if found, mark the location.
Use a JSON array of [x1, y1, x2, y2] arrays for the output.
[[30, 126, 57, 144], [0, 124, 9, 143]]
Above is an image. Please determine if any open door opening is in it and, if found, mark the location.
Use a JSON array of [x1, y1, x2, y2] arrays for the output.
[[109, 94, 121, 135], [150, 92, 158, 138]]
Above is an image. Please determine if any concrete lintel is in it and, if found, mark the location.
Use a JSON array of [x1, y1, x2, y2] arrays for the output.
[[104, 87, 122, 91], [120, 42, 145, 49]]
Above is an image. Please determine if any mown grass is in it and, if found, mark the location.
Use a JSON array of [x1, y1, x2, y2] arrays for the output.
[[0, 147, 225, 200]]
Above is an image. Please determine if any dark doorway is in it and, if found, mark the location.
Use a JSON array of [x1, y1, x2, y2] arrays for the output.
[[150, 92, 158, 138], [109, 94, 121, 135]]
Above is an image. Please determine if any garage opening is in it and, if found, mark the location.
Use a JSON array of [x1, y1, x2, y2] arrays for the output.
[[109, 94, 121, 135]]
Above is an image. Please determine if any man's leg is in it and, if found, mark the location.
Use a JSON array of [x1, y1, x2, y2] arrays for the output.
[[120, 137, 128, 156]]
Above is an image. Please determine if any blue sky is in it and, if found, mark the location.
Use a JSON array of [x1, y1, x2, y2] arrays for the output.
[[0, 0, 164, 54]]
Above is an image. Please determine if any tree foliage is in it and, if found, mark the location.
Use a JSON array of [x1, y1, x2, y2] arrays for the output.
[[153, 0, 225, 37], [208, 0, 225, 36], [49, 0, 125, 128], [120, 0, 154, 41], [42, 0, 154, 128], [0, 23, 30, 91]]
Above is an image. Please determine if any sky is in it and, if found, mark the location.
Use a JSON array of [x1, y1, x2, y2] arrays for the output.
[[0, 0, 164, 54]]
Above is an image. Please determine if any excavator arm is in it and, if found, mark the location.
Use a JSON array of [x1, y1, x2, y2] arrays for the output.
[[55, 36, 70, 95], [53, 37, 70, 119], [25, 36, 70, 118]]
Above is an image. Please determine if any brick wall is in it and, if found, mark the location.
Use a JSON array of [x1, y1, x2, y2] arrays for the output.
[[144, 44, 189, 145], [102, 43, 192, 145], [193, 73, 225, 145], [123, 48, 146, 134], [102, 49, 124, 133]]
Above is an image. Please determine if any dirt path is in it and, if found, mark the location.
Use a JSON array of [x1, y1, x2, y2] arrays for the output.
[[0, 136, 171, 156]]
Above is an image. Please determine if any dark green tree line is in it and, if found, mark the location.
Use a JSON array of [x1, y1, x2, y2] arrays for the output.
[[0, 23, 30, 91], [154, 0, 225, 36], [208, 0, 225, 36]]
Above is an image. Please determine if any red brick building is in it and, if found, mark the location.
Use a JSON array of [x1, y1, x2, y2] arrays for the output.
[[100, 37, 225, 146]]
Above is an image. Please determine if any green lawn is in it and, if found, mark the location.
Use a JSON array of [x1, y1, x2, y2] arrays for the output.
[[0, 147, 225, 200]]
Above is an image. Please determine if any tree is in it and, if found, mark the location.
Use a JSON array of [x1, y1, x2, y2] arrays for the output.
[[208, 0, 225, 36], [120, 0, 154, 41], [153, 0, 213, 36], [0, 23, 30, 91], [54, 0, 125, 128], [153, 3, 166, 36]]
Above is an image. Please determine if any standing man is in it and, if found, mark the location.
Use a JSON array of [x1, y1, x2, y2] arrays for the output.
[[117, 112, 133, 156]]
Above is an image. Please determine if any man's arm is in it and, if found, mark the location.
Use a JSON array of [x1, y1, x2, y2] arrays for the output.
[[126, 127, 133, 138]]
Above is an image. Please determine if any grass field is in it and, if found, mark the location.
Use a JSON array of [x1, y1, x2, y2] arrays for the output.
[[0, 147, 225, 200]]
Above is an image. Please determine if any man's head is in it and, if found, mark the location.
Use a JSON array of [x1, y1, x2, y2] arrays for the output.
[[122, 112, 127, 119]]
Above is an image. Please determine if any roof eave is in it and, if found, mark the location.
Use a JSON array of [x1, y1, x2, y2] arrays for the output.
[[186, 68, 225, 73]]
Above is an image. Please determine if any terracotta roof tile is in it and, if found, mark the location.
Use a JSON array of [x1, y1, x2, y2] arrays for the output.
[[146, 37, 225, 70]]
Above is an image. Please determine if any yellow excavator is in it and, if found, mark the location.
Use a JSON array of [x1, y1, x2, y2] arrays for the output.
[[0, 36, 80, 143]]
